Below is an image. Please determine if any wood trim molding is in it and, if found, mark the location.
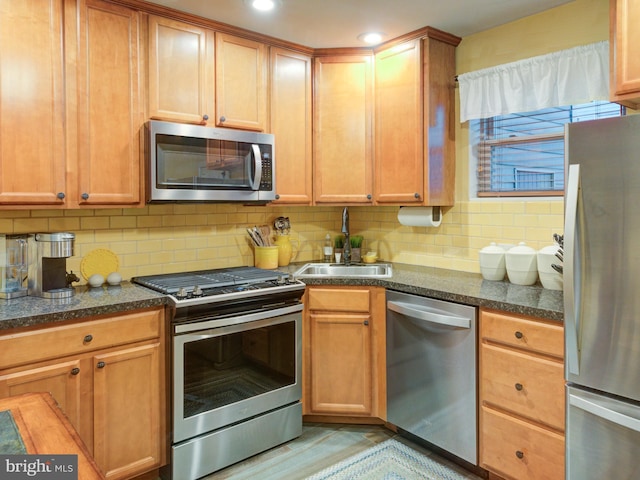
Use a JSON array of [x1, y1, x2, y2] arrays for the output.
[[106, 0, 315, 54], [104, 0, 460, 58]]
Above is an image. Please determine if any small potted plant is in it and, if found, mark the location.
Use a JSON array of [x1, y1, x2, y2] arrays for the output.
[[350, 235, 363, 263]]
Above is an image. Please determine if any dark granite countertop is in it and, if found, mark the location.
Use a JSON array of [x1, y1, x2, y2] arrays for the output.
[[281, 262, 563, 323], [0, 262, 563, 332], [0, 282, 167, 332]]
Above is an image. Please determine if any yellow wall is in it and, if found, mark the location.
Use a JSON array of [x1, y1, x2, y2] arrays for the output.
[[0, 0, 611, 281], [354, 0, 609, 272]]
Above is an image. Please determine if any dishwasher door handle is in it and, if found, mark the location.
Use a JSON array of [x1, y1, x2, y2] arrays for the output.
[[387, 300, 471, 329]]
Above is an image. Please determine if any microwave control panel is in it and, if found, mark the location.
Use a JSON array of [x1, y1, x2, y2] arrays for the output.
[[260, 153, 273, 190]]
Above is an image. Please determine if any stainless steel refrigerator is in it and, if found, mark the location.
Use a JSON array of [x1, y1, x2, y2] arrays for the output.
[[564, 113, 640, 479]]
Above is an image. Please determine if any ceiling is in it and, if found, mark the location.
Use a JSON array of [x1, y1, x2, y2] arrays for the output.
[[144, 0, 573, 48]]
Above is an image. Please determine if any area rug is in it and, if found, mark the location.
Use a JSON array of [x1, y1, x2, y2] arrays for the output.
[[304, 439, 468, 480]]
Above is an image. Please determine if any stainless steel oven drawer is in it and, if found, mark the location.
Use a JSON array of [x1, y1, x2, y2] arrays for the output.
[[171, 402, 302, 480]]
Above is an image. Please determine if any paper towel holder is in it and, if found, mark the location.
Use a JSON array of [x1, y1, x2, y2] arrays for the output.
[[397, 206, 442, 227]]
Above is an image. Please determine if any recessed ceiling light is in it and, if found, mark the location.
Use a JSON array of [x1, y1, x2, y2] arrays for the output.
[[250, 0, 276, 11], [357, 32, 384, 45]]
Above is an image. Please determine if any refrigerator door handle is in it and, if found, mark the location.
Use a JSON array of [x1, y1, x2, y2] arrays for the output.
[[570, 393, 640, 433], [564, 163, 581, 375]]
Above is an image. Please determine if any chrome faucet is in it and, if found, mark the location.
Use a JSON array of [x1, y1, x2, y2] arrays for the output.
[[341, 207, 351, 265]]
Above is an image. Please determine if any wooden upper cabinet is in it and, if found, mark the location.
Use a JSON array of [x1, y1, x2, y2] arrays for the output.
[[374, 29, 459, 207], [610, 0, 640, 108], [270, 47, 313, 204], [0, 0, 67, 205], [215, 33, 267, 131], [75, 0, 143, 206], [148, 15, 215, 125], [422, 31, 458, 206], [313, 54, 374, 205], [374, 39, 423, 205]]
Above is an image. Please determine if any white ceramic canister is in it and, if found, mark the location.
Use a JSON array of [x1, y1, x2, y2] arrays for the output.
[[537, 245, 563, 290], [479, 242, 506, 281], [505, 242, 538, 285]]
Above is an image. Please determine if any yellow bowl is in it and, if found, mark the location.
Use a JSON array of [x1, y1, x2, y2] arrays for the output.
[[362, 255, 378, 264]]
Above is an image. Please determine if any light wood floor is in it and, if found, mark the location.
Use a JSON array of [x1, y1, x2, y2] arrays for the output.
[[205, 423, 484, 479]]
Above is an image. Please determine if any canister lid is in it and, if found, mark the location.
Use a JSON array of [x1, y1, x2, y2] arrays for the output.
[[479, 242, 505, 254], [507, 242, 536, 255], [35, 232, 75, 242]]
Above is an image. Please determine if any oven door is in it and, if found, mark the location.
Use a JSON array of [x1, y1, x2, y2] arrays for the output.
[[173, 304, 302, 443]]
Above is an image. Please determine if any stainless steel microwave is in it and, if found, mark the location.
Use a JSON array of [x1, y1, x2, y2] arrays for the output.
[[146, 120, 275, 203]]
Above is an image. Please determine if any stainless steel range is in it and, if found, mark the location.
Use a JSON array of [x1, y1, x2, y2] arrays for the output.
[[133, 267, 305, 480]]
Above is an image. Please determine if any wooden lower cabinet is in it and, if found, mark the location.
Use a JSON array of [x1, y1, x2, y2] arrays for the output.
[[303, 286, 386, 420], [481, 407, 564, 480], [479, 308, 565, 480], [0, 307, 166, 480]]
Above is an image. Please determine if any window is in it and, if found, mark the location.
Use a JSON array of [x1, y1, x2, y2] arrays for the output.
[[471, 101, 625, 197]]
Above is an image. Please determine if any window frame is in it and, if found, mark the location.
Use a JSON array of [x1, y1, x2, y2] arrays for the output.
[[470, 102, 625, 199]]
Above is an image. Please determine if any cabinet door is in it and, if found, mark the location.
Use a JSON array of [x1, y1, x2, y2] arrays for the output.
[[313, 55, 374, 204], [76, 0, 142, 206], [93, 342, 162, 480], [0, 359, 88, 446], [270, 47, 312, 204], [423, 34, 457, 206], [148, 15, 214, 125], [374, 40, 423, 205], [610, 0, 640, 108], [215, 33, 267, 131], [308, 312, 372, 415], [0, 0, 66, 205]]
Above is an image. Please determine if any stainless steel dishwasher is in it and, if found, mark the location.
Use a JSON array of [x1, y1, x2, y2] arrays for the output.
[[386, 290, 477, 465]]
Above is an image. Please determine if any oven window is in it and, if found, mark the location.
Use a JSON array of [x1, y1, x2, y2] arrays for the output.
[[182, 320, 296, 419]]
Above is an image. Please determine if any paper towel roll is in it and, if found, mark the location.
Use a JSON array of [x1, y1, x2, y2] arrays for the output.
[[397, 206, 442, 227]]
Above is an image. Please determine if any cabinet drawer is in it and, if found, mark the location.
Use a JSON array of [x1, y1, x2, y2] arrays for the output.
[[481, 344, 564, 431], [307, 287, 371, 312], [0, 308, 163, 369], [481, 309, 563, 358], [481, 406, 564, 480]]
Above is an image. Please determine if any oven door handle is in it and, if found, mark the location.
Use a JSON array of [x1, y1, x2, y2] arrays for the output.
[[174, 303, 303, 334]]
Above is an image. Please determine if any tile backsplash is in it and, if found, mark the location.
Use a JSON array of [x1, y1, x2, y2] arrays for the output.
[[0, 200, 563, 283]]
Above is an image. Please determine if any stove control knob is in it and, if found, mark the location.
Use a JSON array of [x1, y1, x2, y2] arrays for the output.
[[192, 285, 204, 297], [176, 287, 188, 299]]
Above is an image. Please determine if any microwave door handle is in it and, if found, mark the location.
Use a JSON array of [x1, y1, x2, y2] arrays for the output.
[[250, 144, 262, 190]]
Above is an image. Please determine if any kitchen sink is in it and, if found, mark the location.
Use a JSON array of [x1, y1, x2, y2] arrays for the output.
[[292, 263, 393, 278]]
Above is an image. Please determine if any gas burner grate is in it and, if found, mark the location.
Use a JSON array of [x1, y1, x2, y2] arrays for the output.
[[132, 266, 280, 294]]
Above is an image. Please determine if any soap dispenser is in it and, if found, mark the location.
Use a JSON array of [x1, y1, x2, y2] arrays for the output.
[[323, 234, 332, 262]]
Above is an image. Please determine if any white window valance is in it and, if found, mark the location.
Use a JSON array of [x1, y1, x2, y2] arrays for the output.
[[458, 41, 609, 123]]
